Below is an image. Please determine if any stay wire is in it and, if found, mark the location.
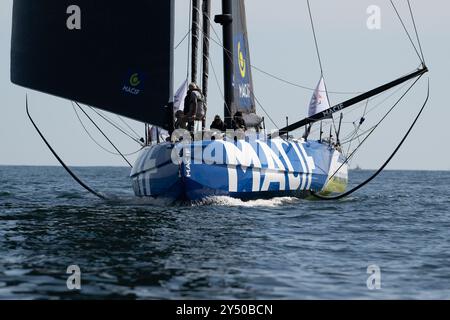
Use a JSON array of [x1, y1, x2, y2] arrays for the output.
[[307, 0, 324, 75]]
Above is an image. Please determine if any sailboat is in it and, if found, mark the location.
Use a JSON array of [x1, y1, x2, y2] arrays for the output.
[[10, 0, 428, 201]]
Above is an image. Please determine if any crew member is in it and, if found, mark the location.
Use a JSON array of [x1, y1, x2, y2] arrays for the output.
[[210, 115, 226, 132], [184, 83, 207, 133], [231, 111, 247, 131], [174, 110, 187, 130]]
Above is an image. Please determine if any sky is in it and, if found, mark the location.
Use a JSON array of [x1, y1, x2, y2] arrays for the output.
[[0, 0, 449, 169]]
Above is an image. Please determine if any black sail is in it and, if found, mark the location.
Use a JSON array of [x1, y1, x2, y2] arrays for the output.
[[231, 0, 260, 127], [11, 0, 175, 130]]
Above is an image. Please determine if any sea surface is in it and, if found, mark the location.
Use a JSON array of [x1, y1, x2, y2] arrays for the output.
[[0, 166, 449, 300]]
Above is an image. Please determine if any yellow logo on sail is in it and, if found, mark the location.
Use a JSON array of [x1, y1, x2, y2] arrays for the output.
[[129, 73, 141, 87], [238, 42, 246, 78]]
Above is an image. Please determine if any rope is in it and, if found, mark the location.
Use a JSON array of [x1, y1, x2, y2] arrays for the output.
[[74, 102, 133, 168], [26, 96, 106, 200], [312, 78, 429, 200]]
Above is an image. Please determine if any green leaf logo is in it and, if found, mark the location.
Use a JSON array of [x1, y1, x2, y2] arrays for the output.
[[129, 73, 141, 87]]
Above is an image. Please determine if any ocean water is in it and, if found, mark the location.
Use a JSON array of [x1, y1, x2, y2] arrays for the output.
[[0, 165, 449, 300]]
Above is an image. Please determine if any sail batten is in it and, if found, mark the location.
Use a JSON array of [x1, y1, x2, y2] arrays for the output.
[[11, 0, 175, 129]]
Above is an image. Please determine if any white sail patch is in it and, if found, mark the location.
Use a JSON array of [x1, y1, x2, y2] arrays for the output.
[[308, 76, 330, 117], [174, 80, 188, 112]]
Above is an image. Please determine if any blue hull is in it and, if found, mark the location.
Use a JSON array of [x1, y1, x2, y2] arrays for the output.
[[130, 138, 348, 201]]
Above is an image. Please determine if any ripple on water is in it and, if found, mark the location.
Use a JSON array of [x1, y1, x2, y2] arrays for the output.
[[0, 167, 450, 299]]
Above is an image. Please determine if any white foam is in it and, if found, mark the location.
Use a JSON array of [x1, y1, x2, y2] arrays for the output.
[[196, 196, 301, 208], [101, 193, 301, 208]]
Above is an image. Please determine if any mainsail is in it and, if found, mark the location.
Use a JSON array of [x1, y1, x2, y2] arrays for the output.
[[11, 0, 175, 130], [231, 0, 261, 127]]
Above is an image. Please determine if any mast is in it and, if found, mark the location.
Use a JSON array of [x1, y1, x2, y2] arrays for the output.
[[191, 0, 201, 84], [271, 65, 428, 138], [202, 0, 211, 103], [215, 0, 234, 128]]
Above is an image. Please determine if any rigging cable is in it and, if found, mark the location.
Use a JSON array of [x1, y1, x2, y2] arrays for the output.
[[74, 102, 133, 168], [26, 96, 106, 200], [250, 65, 363, 95], [205, 14, 363, 95], [72, 103, 143, 157], [312, 78, 429, 201], [207, 51, 236, 123], [306, 0, 324, 75], [116, 115, 142, 140], [203, 18, 282, 128], [250, 88, 280, 130], [86, 106, 143, 144], [407, 0, 426, 64], [323, 74, 423, 184], [175, 29, 192, 50], [200, 24, 280, 129], [390, 0, 424, 64]]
